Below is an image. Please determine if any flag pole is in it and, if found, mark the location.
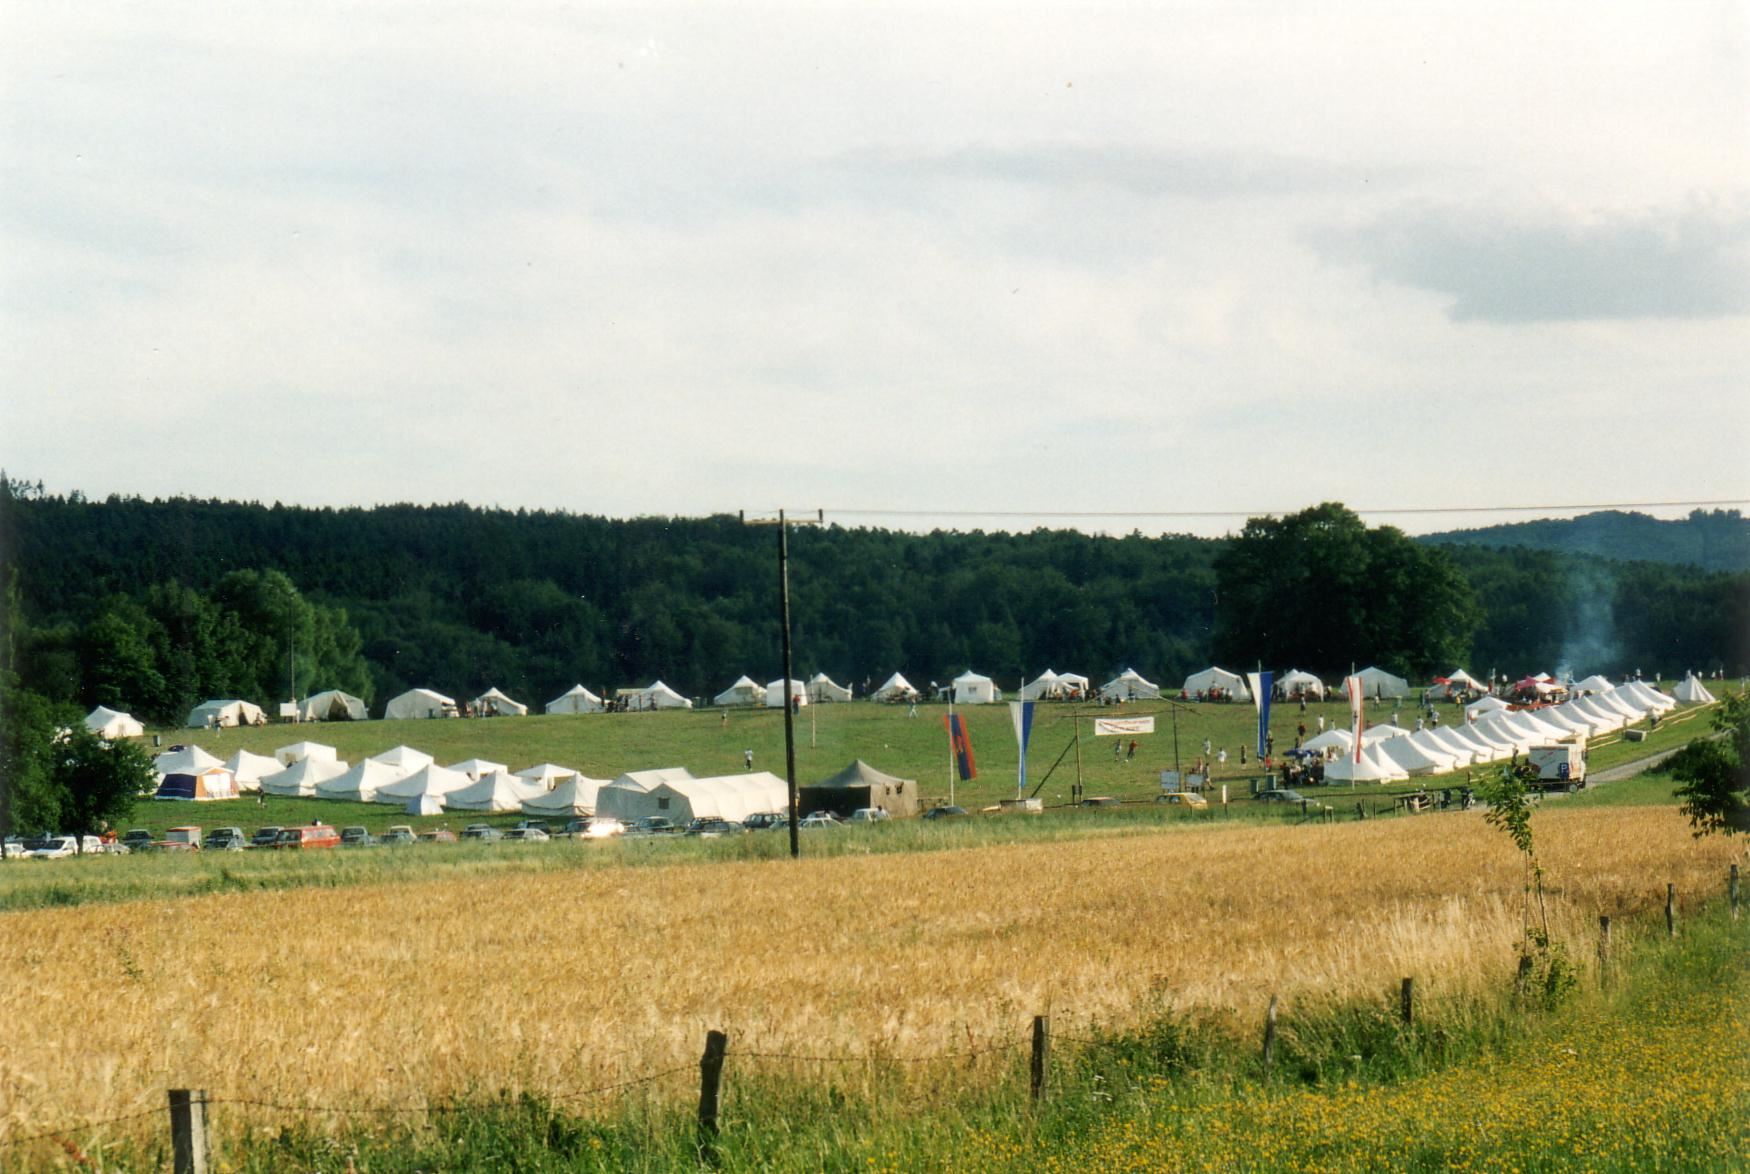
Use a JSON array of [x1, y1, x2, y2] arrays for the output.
[[947, 687, 956, 807]]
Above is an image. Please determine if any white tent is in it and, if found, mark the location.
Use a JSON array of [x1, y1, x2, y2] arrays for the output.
[[515, 763, 579, 789], [154, 745, 223, 775], [472, 687, 528, 717], [223, 750, 284, 791], [186, 699, 266, 729], [765, 679, 808, 708], [1540, 705, 1600, 738], [448, 758, 508, 782], [371, 745, 435, 771], [1100, 668, 1160, 701], [259, 754, 350, 797], [610, 772, 790, 825], [1674, 674, 1717, 704], [275, 740, 339, 767], [384, 688, 458, 720], [1569, 697, 1627, 732], [1406, 729, 1470, 768], [1352, 667, 1411, 700], [521, 773, 612, 816], [1423, 726, 1488, 765], [297, 690, 368, 722], [1472, 716, 1536, 754], [1433, 669, 1488, 697], [620, 681, 693, 710], [445, 771, 546, 813], [1447, 726, 1509, 761], [1376, 735, 1459, 776], [1325, 744, 1409, 782], [404, 794, 446, 817], [1615, 681, 1676, 713], [1569, 675, 1614, 696], [370, 763, 474, 806], [317, 758, 416, 803], [594, 767, 696, 821], [871, 673, 920, 702], [1020, 670, 1070, 701], [1301, 728, 1354, 754], [85, 706, 145, 739], [806, 673, 853, 703], [545, 684, 605, 715], [1360, 724, 1410, 746], [1183, 667, 1249, 700], [950, 670, 1001, 705], [1057, 671, 1091, 696], [1465, 695, 1511, 720], [1591, 691, 1647, 722], [713, 675, 764, 707], [1275, 670, 1325, 700]]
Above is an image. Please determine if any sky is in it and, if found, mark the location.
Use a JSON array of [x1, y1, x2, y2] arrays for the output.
[[3, 1, 1747, 537]]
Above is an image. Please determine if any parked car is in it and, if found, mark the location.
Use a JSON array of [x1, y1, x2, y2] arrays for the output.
[[249, 826, 283, 849], [922, 805, 969, 820], [158, 827, 202, 852], [1157, 791, 1209, 809], [1079, 796, 1122, 808], [741, 812, 792, 831], [339, 826, 377, 847], [798, 811, 841, 829], [121, 829, 157, 853], [848, 807, 890, 823], [460, 824, 501, 842], [503, 827, 550, 842], [563, 816, 624, 839], [629, 816, 679, 836], [1256, 789, 1307, 804], [273, 825, 341, 850], [418, 828, 458, 843], [685, 817, 744, 837], [2, 837, 29, 860], [381, 826, 417, 845], [514, 819, 549, 834], [29, 834, 103, 859], [202, 827, 247, 851]]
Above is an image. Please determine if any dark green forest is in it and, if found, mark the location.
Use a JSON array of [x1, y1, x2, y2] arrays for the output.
[[1424, 508, 1750, 574], [1, 480, 1744, 725]]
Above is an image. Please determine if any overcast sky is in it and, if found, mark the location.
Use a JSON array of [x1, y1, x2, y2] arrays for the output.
[[3, 2, 1746, 537]]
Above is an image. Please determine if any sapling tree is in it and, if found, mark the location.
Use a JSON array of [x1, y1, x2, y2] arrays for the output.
[[1480, 759, 1577, 1007], [1671, 690, 1749, 837]]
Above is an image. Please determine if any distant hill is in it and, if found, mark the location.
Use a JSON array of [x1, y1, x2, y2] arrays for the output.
[[1422, 509, 1750, 573]]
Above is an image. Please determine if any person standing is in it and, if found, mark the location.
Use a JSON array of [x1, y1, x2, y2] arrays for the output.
[[744, 748, 754, 770]]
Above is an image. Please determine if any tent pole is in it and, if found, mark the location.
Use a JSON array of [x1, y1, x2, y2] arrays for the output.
[[1072, 706, 1083, 805]]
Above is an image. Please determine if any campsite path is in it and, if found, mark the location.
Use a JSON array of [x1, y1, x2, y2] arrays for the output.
[[1589, 742, 1711, 785]]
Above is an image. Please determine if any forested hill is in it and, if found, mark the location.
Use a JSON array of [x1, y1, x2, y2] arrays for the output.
[[2, 487, 1744, 725], [1422, 509, 1750, 573]]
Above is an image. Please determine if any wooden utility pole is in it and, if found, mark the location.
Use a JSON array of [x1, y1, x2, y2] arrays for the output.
[[743, 509, 821, 859]]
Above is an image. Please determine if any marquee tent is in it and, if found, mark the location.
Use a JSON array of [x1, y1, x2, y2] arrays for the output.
[[1465, 695, 1511, 720], [1423, 726, 1488, 765], [871, 673, 920, 702], [1361, 724, 1410, 746], [448, 758, 508, 782], [806, 673, 853, 703], [1472, 716, 1536, 754], [620, 681, 693, 710], [186, 699, 266, 729], [1616, 681, 1676, 712], [1447, 726, 1509, 761], [713, 676, 764, 707], [1591, 691, 1647, 722], [318, 758, 417, 803], [223, 750, 284, 791], [1100, 668, 1160, 701], [545, 684, 605, 715], [472, 687, 527, 717], [1183, 667, 1249, 700], [446, 771, 546, 813], [1300, 728, 1353, 754], [297, 690, 368, 722], [1538, 705, 1597, 737], [765, 679, 808, 708], [373, 763, 475, 805], [1275, 670, 1325, 700], [404, 794, 446, 817], [1057, 671, 1091, 695], [521, 773, 612, 816], [1405, 730, 1469, 768], [1569, 675, 1614, 696], [275, 740, 338, 767], [594, 767, 697, 821], [801, 759, 920, 819], [384, 689, 458, 720], [1376, 735, 1459, 776], [1325, 745, 1409, 783], [1674, 674, 1717, 704], [1351, 667, 1410, 700], [1432, 669, 1488, 697], [950, 670, 1001, 704], [1020, 670, 1072, 701], [1568, 697, 1626, 731], [608, 773, 789, 825], [515, 763, 579, 788], [154, 745, 223, 775], [258, 755, 349, 797], [155, 765, 238, 801], [85, 706, 144, 739]]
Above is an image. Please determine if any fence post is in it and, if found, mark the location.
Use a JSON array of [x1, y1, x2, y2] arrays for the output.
[[1030, 1015, 1051, 1105], [1666, 883, 1677, 938], [1732, 865, 1740, 921], [1598, 915, 1611, 987], [697, 1029, 728, 1166], [1399, 977, 1414, 1027], [168, 1089, 210, 1174], [1261, 995, 1278, 1068]]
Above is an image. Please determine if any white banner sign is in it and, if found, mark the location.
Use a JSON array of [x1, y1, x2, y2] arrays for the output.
[[1094, 716, 1155, 737]]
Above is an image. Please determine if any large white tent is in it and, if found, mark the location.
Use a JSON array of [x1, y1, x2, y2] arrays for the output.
[[258, 755, 349, 797], [275, 740, 338, 767], [1351, 667, 1410, 700], [1539, 705, 1600, 738], [1301, 728, 1354, 754], [446, 771, 546, 813], [1423, 726, 1488, 765], [620, 681, 693, 710], [372, 745, 435, 772], [297, 690, 368, 722], [186, 699, 266, 729], [472, 687, 528, 717], [871, 672, 920, 702], [521, 773, 612, 817], [713, 676, 763, 707], [448, 758, 508, 782], [1615, 681, 1676, 713], [1183, 666, 1250, 700], [1465, 695, 1511, 720], [1432, 669, 1489, 697], [1100, 668, 1160, 701], [372, 763, 476, 806], [317, 758, 415, 803], [154, 745, 223, 775], [223, 750, 284, 792], [806, 673, 853, 703], [384, 688, 458, 720], [516, 763, 579, 789], [1275, 670, 1325, 700], [765, 679, 808, 708], [85, 706, 145, 739], [1376, 735, 1459, 776], [1569, 675, 1614, 696], [1360, 724, 1410, 746], [610, 772, 790, 825], [1591, 691, 1647, 723], [1674, 674, 1717, 704], [545, 684, 605, 715], [950, 670, 1001, 705], [1325, 745, 1409, 783], [594, 767, 697, 821], [1020, 670, 1073, 701], [1568, 697, 1627, 732]]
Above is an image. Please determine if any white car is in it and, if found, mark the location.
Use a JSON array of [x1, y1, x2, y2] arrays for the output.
[[28, 834, 103, 859], [799, 812, 841, 829], [848, 808, 890, 823]]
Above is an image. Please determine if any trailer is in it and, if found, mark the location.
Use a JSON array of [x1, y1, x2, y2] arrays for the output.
[[1528, 744, 1586, 792]]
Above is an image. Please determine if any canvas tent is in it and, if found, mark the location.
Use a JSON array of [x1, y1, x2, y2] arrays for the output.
[[765, 679, 808, 708], [85, 706, 144, 739], [806, 673, 853, 703], [371, 745, 435, 772], [448, 758, 508, 782], [1616, 681, 1676, 712], [545, 684, 605, 715], [1569, 675, 1614, 696], [297, 690, 368, 722], [318, 758, 418, 803], [1674, 674, 1717, 704], [1465, 695, 1511, 720], [446, 771, 546, 813], [800, 759, 919, 819], [275, 740, 338, 767], [155, 765, 238, 801], [1020, 670, 1070, 701], [223, 750, 284, 791], [871, 673, 920, 703], [186, 699, 266, 729], [594, 767, 697, 821], [259, 754, 351, 797], [370, 763, 474, 806], [950, 670, 1001, 705], [611, 773, 790, 825], [1325, 745, 1408, 783], [472, 687, 528, 717], [154, 745, 223, 775], [1300, 728, 1353, 755], [1100, 668, 1160, 701], [384, 688, 458, 720], [1182, 667, 1250, 701], [1275, 670, 1325, 700], [515, 763, 579, 789], [1376, 735, 1459, 777], [619, 681, 693, 710], [521, 773, 612, 817], [713, 676, 764, 707], [1351, 667, 1410, 700]]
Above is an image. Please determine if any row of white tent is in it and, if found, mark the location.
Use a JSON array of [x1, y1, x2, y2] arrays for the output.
[[1297, 678, 1684, 782]]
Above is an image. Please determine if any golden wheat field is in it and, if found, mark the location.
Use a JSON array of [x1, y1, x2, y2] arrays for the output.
[[0, 806, 1740, 1143]]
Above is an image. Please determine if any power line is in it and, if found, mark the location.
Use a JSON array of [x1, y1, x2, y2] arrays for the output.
[[819, 498, 1749, 522]]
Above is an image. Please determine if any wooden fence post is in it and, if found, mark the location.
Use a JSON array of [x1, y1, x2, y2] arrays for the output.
[[1399, 977, 1414, 1027], [1261, 995, 1278, 1068], [1598, 915, 1611, 987], [1030, 1015, 1051, 1105], [1666, 883, 1677, 938], [1731, 865, 1740, 921], [697, 1029, 728, 1166], [168, 1089, 210, 1174]]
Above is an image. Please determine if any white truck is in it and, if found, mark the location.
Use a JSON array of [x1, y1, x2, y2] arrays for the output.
[[1528, 744, 1586, 792]]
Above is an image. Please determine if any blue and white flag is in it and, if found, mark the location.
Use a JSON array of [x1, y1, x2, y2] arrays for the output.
[[1008, 700, 1035, 795], [1247, 671, 1274, 758]]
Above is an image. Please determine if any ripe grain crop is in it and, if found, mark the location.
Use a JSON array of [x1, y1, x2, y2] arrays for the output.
[[0, 805, 1737, 1146]]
